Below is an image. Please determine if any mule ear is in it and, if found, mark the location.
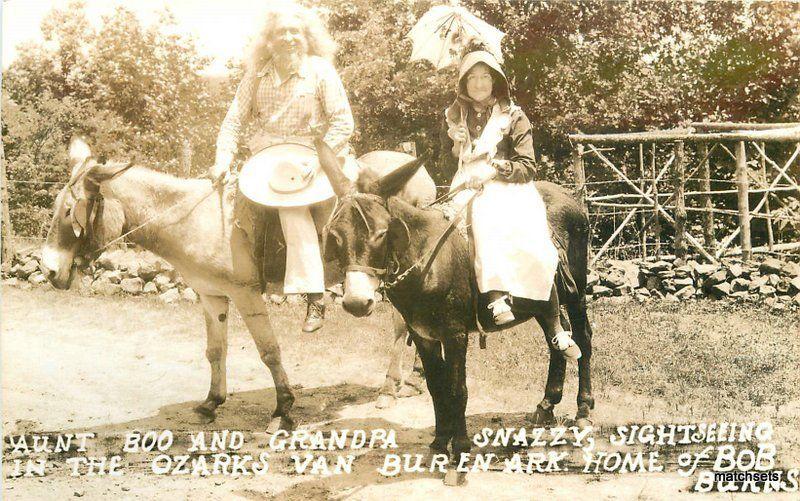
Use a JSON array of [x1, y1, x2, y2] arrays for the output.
[[70, 198, 90, 238], [87, 161, 133, 183], [387, 217, 410, 253], [366, 151, 430, 198], [69, 137, 92, 176], [91, 199, 125, 249]]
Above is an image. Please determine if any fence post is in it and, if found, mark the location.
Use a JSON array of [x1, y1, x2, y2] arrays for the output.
[[572, 143, 586, 212], [180, 138, 193, 177], [673, 141, 686, 261], [651, 143, 661, 257], [1, 143, 14, 265], [638, 143, 646, 258], [700, 142, 715, 255], [759, 141, 774, 251], [735, 140, 752, 260]]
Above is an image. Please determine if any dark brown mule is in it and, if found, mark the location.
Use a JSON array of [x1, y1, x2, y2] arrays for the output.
[[315, 138, 594, 486]]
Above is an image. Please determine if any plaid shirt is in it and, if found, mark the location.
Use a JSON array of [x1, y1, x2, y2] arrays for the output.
[[215, 56, 354, 167]]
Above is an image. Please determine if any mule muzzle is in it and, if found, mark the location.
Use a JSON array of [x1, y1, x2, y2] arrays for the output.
[[342, 271, 379, 317], [40, 244, 75, 289]]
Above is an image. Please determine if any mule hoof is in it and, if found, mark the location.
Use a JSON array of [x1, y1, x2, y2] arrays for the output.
[[397, 384, 423, 398], [575, 417, 593, 429], [266, 417, 283, 434], [193, 404, 217, 424], [375, 394, 396, 409], [443, 469, 467, 487], [528, 405, 555, 427]]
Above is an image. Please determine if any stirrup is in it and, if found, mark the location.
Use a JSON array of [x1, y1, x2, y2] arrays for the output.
[[488, 295, 514, 325], [551, 331, 581, 360]]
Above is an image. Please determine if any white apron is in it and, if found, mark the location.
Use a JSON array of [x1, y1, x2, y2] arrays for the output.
[[449, 104, 558, 301]]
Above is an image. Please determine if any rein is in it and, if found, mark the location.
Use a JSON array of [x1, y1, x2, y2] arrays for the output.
[[324, 190, 478, 290], [71, 163, 223, 258]]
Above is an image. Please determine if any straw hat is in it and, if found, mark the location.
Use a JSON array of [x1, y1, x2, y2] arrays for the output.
[[238, 143, 336, 207]]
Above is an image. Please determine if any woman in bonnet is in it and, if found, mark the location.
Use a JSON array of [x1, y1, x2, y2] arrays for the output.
[[441, 47, 580, 359]]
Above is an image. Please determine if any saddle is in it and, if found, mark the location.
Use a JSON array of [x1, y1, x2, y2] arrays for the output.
[[234, 188, 343, 293]]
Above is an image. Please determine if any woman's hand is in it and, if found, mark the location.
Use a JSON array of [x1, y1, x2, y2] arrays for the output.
[[465, 174, 486, 191], [207, 163, 232, 185], [492, 159, 513, 178], [450, 125, 468, 144]]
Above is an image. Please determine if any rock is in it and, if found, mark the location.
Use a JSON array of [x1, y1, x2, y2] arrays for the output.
[[3, 277, 20, 287], [603, 271, 626, 288], [730, 290, 748, 299], [647, 260, 672, 273], [99, 269, 122, 284], [657, 270, 675, 279], [120, 277, 144, 294], [153, 273, 173, 291], [269, 294, 286, 304], [784, 261, 800, 277], [674, 264, 694, 278], [137, 256, 166, 281], [591, 285, 613, 297], [661, 279, 677, 293], [80, 275, 94, 292], [92, 279, 121, 296], [607, 260, 640, 288], [748, 275, 769, 291], [645, 275, 662, 291], [764, 296, 777, 308], [791, 276, 800, 293], [767, 274, 780, 287], [181, 287, 199, 303], [613, 284, 632, 296], [759, 257, 784, 275], [96, 250, 123, 271], [675, 285, 696, 299], [634, 287, 651, 297], [776, 279, 790, 294], [793, 293, 800, 306], [706, 269, 728, 286], [18, 259, 39, 279], [28, 272, 48, 285], [143, 282, 158, 294], [691, 262, 718, 276], [664, 293, 679, 302], [674, 276, 694, 287], [159, 288, 181, 304], [124, 261, 141, 277], [18, 281, 32, 291], [758, 284, 776, 296], [711, 282, 731, 296], [728, 263, 743, 278], [586, 272, 600, 288], [731, 278, 750, 292]]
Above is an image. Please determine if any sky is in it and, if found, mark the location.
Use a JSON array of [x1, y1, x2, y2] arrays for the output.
[[1, 0, 289, 75]]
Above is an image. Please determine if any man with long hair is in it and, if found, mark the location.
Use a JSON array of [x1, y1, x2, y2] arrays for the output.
[[209, 3, 356, 332]]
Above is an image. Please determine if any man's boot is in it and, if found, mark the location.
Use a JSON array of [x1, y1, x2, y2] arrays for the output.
[[302, 293, 325, 333]]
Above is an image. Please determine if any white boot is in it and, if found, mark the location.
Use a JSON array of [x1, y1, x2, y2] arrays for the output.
[[552, 330, 582, 360], [488, 295, 515, 325]]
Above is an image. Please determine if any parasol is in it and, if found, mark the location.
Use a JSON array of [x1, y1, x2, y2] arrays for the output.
[[407, 2, 505, 70]]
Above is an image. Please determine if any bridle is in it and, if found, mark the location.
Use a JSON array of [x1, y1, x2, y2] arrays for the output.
[[322, 192, 392, 280], [65, 157, 134, 259], [322, 189, 477, 291]]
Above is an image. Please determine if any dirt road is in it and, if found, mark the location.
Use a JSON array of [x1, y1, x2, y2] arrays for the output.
[[2, 287, 796, 500]]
